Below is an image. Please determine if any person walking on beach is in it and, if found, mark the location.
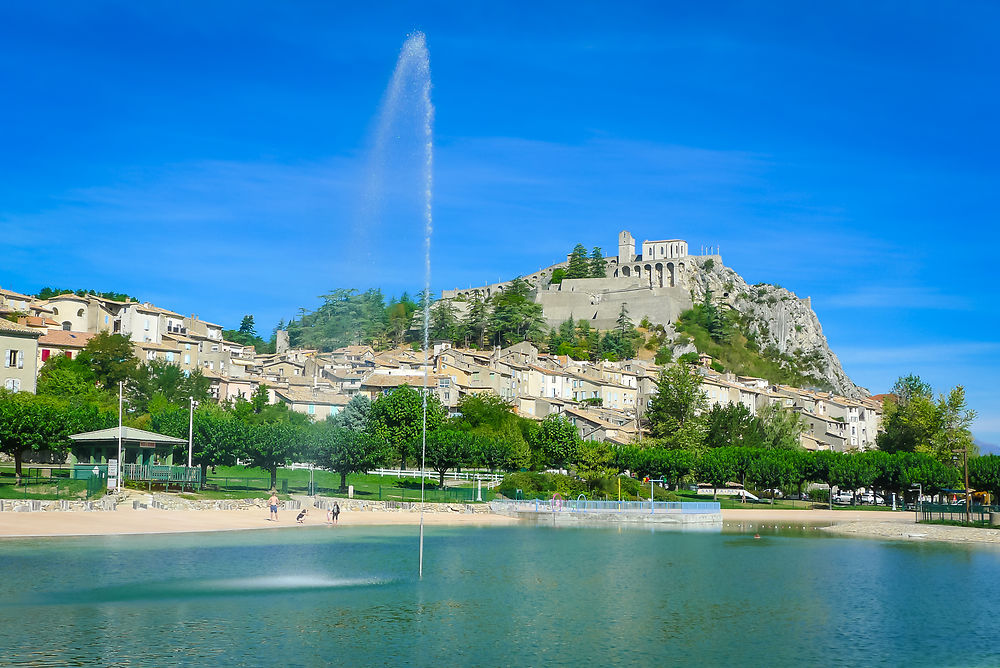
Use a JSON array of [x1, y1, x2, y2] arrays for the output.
[[268, 492, 279, 521], [332, 502, 340, 525]]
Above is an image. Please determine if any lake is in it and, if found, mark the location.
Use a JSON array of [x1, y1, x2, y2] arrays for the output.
[[1, 524, 998, 667]]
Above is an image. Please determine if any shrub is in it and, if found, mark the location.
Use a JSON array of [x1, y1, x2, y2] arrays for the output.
[[640, 316, 652, 329], [678, 351, 700, 365], [654, 346, 673, 365], [702, 259, 715, 271], [711, 361, 725, 373]]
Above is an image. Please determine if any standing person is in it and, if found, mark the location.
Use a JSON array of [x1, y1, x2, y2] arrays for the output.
[[332, 501, 340, 525], [325, 506, 333, 525], [268, 492, 279, 521]]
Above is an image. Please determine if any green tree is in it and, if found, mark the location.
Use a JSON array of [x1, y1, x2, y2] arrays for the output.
[[313, 423, 387, 491], [532, 414, 580, 470], [242, 421, 303, 490], [877, 375, 938, 454], [645, 364, 708, 444], [922, 385, 977, 464], [748, 450, 795, 502], [462, 292, 491, 348], [565, 243, 590, 279], [365, 385, 446, 470], [472, 435, 523, 473], [129, 361, 211, 413], [423, 429, 472, 486], [333, 394, 371, 431], [549, 268, 566, 285], [488, 277, 545, 346], [696, 447, 736, 499], [970, 455, 1000, 501], [81, 332, 140, 391], [704, 403, 765, 449], [589, 247, 607, 278], [757, 402, 805, 449], [0, 390, 111, 478], [430, 299, 459, 342]]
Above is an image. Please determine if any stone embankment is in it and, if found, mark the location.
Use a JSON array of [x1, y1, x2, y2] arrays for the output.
[[0, 493, 492, 515]]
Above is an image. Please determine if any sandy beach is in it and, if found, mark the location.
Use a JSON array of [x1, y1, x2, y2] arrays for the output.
[[0, 506, 518, 538]]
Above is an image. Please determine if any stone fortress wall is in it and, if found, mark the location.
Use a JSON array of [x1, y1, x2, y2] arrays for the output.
[[441, 230, 719, 330]]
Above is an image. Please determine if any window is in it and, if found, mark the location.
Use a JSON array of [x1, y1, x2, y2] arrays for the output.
[[185, 344, 190, 350], [77, 308, 84, 317], [62, 322, 71, 330], [146, 351, 156, 360], [308, 404, 315, 415], [144, 318, 150, 330], [4, 378, 20, 391], [105, 315, 109, 324], [41, 349, 51, 362], [5, 349, 15, 367], [52, 307, 59, 315], [165, 352, 175, 362], [184, 354, 190, 365]]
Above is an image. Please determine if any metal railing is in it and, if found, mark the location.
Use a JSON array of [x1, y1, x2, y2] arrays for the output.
[[919, 503, 1000, 525], [492, 499, 721, 514], [122, 464, 200, 483]]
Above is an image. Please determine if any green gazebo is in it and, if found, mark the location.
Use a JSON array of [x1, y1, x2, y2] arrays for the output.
[[68, 426, 198, 486]]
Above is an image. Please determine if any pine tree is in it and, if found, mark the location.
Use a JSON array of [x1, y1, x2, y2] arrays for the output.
[[589, 247, 607, 278], [565, 243, 590, 279]]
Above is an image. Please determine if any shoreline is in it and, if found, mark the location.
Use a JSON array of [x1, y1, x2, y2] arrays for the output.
[[0, 506, 518, 539], [2, 505, 996, 546]]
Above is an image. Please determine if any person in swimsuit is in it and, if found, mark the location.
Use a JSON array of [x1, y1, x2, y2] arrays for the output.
[[268, 492, 279, 521], [296, 508, 308, 524], [332, 502, 340, 525]]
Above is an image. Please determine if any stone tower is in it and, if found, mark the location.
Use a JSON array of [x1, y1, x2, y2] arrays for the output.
[[275, 329, 290, 354], [618, 230, 635, 264]]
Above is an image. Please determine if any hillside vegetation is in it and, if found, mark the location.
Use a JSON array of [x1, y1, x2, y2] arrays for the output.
[[672, 291, 833, 390]]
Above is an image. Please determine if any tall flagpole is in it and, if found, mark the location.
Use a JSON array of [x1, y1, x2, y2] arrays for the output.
[[117, 380, 123, 479]]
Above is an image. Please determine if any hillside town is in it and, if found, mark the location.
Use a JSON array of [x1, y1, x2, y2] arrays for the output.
[[1, 284, 881, 452]]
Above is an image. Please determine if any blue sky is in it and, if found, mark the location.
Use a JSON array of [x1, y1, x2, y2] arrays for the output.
[[1, 2, 997, 443]]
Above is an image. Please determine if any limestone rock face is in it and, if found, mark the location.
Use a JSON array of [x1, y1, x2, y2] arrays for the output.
[[687, 260, 864, 398]]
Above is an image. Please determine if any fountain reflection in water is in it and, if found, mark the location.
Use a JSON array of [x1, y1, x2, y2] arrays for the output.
[[369, 32, 434, 577]]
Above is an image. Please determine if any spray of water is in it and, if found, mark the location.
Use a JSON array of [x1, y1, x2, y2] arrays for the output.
[[372, 31, 434, 578]]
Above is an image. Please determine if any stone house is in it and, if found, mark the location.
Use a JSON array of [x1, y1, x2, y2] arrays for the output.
[[1, 319, 41, 393]]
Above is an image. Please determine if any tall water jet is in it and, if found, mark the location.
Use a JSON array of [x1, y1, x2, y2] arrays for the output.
[[370, 31, 434, 578]]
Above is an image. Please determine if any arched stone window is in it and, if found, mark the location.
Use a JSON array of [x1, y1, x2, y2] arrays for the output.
[[644, 264, 653, 288], [666, 262, 675, 288], [634, 265, 641, 277], [77, 308, 84, 317], [622, 266, 630, 277], [655, 263, 664, 288], [52, 307, 59, 315], [62, 321, 72, 330]]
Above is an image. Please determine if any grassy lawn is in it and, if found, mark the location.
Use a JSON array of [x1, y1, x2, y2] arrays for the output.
[[673, 490, 819, 510], [0, 479, 89, 500], [196, 466, 493, 503]]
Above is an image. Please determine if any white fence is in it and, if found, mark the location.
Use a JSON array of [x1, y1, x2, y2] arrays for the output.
[[371, 468, 504, 488]]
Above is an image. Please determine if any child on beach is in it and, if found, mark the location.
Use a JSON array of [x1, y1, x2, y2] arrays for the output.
[[296, 509, 308, 524]]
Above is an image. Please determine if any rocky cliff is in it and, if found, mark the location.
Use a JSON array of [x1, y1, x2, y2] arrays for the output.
[[683, 260, 864, 399]]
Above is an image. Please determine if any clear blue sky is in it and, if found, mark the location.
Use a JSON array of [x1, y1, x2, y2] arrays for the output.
[[1, 2, 997, 444]]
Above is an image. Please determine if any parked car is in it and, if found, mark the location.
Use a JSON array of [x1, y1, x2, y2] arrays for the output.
[[832, 491, 854, 505]]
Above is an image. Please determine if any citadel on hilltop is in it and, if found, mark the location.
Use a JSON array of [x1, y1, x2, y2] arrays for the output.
[[443, 230, 720, 330]]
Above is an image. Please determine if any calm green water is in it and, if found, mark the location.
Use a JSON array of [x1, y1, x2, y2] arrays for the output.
[[1, 524, 998, 667]]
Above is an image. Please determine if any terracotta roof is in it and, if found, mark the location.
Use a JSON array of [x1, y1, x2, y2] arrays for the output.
[[274, 387, 351, 405], [37, 330, 96, 348], [0, 318, 41, 337], [361, 374, 428, 388], [0, 287, 32, 299]]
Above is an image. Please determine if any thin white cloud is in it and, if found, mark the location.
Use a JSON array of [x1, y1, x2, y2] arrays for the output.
[[825, 286, 971, 310]]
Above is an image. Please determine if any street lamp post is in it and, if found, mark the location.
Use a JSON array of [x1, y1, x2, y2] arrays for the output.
[[187, 397, 198, 468], [910, 484, 922, 523], [952, 448, 971, 525]]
